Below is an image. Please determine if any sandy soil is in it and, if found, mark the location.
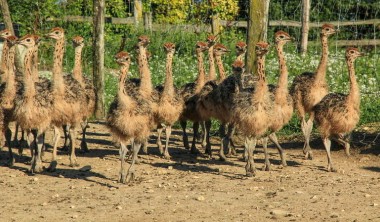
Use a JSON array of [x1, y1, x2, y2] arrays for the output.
[[0, 121, 380, 222]]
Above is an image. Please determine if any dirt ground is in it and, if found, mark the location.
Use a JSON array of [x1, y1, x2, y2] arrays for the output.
[[0, 121, 379, 222]]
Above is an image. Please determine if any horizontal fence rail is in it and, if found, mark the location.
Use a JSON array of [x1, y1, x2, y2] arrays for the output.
[[46, 16, 380, 46]]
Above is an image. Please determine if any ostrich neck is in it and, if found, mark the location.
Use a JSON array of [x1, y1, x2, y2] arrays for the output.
[[138, 45, 152, 97], [208, 46, 216, 81], [53, 37, 65, 95], [315, 34, 329, 83], [1, 40, 10, 83], [215, 55, 226, 81], [195, 51, 206, 93], [252, 55, 268, 102], [162, 52, 175, 97], [2, 44, 16, 105], [73, 46, 84, 86], [275, 43, 289, 102], [23, 48, 35, 99], [347, 58, 360, 109], [236, 53, 245, 62], [32, 44, 39, 82], [118, 63, 133, 106]]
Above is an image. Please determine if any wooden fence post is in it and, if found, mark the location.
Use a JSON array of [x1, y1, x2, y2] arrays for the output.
[[246, 0, 266, 75], [93, 0, 105, 119], [144, 12, 152, 31], [134, 0, 143, 26], [300, 0, 310, 56], [211, 13, 221, 36]]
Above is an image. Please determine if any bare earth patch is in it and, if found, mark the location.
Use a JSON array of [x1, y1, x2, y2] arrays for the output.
[[0, 121, 379, 222]]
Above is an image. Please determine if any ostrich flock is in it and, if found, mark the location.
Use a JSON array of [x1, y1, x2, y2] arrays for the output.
[[0, 24, 364, 184]]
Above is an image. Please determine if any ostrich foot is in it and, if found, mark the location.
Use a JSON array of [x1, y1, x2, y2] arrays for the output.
[[304, 151, 313, 160], [47, 161, 58, 172], [157, 143, 164, 155], [219, 151, 226, 161], [262, 162, 271, 171], [30, 161, 44, 174], [59, 146, 69, 152], [245, 163, 256, 177], [80, 141, 89, 153], [163, 153, 171, 160], [327, 165, 337, 172], [7, 157, 15, 167], [69, 159, 80, 167], [281, 160, 288, 167], [190, 146, 201, 155], [119, 171, 135, 184]]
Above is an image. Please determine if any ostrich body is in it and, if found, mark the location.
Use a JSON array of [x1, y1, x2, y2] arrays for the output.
[[179, 41, 209, 154], [313, 47, 364, 172], [107, 51, 153, 183], [232, 42, 273, 177], [46, 27, 87, 170], [290, 24, 336, 159], [14, 35, 53, 173], [155, 42, 184, 159]]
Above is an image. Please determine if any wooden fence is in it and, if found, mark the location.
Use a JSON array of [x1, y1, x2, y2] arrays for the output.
[[47, 16, 380, 46]]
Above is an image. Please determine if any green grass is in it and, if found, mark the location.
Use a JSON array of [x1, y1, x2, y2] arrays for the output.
[[36, 27, 380, 135]]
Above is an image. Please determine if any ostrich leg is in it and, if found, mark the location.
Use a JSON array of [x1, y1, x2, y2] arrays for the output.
[[268, 133, 287, 167], [69, 126, 79, 167], [80, 120, 89, 153], [262, 137, 271, 171], [180, 121, 190, 150], [245, 137, 257, 177]]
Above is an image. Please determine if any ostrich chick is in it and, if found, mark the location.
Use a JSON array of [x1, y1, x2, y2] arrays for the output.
[[313, 47, 364, 172]]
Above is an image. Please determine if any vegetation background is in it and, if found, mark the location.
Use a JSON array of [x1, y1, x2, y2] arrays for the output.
[[0, 0, 379, 134]]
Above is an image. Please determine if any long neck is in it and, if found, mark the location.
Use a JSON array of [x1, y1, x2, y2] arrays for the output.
[[23, 48, 36, 99], [2, 43, 16, 108], [236, 52, 245, 62], [117, 63, 133, 106], [1, 40, 10, 83], [315, 34, 329, 82], [208, 45, 216, 81], [138, 45, 152, 97], [73, 45, 84, 86], [275, 42, 289, 102], [162, 51, 175, 97], [32, 44, 39, 82], [347, 58, 360, 109], [52, 37, 65, 95], [195, 51, 206, 93], [215, 55, 226, 81], [251, 55, 268, 102]]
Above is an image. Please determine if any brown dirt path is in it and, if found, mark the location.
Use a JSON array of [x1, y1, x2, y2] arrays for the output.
[[0, 121, 379, 222]]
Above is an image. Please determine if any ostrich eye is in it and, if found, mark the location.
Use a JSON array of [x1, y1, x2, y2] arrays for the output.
[[55, 31, 59, 35], [350, 50, 355, 54], [26, 38, 31, 42], [325, 28, 330, 31], [280, 35, 284, 39]]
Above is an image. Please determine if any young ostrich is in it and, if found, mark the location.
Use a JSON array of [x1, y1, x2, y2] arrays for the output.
[[261, 31, 294, 170], [232, 42, 272, 177], [0, 35, 18, 165], [290, 24, 336, 159], [155, 42, 184, 159], [14, 35, 54, 173], [107, 48, 157, 183], [179, 41, 209, 154], [46, 27, 87, 170], [66, 36, 96, 153], [195, 43, 231, 159], [313, 47, 364, 172]]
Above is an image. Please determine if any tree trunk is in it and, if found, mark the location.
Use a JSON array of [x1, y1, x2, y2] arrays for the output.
[[245, 0, 266, 75], [134, 0, 143, 26], [93, 0, 105, 118], [300, 0, 310, 56], [0, 0, 23, 73]]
